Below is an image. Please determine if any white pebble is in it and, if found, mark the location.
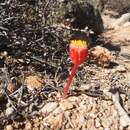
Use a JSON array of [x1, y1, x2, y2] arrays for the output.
[[5, 107, 14, 116], [41, 102, 58, 114], [5, 125, 13, 130]]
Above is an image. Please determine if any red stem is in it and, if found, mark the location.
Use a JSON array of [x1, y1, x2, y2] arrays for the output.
[[63, 63, 79, 98]]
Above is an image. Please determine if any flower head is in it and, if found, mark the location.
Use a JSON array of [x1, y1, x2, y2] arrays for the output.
[[69, 40, 88, 65]]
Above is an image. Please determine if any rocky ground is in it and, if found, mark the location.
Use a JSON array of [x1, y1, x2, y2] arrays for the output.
[[0, 1, 130, 130]]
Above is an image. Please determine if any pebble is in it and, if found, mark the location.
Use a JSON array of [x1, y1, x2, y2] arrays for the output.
[[41, 102, 58, 114], [101, 117, 111, 128], [5, 125, 13, 130], [53, 106, 63, 114], [113, 13, 130, 28], [59, 99, 76, 111], [79, 115, 85, 124], [25, 121, 32, 130], [68, 96, 79, 102], [43, 113, 63, 130], [95, 118, 101, 128], [80, 84, 90, 90], [1, 51, 8, 57], [5, 107, 14, 116], [123, 22, 130, 27], [104, 128, 110, 130], [115, 65, 126, 72]]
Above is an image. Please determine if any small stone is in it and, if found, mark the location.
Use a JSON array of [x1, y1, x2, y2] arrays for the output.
[[115, 65, 126, 72], [25, 121, 32, 130], [123, 22, 130, 27], [80, 84, 90, 90], [1, 51, 8, 57], [113, 13, 130, 28], [95, 118, 101, 128], [53, 107, 63, 114], [5, 107, 14, 116], [120, 115, 130, 127], [59, 99, 76, 111], [101, 120, 111, 129], [13, 122, 18, 129], [104, 128, 110, 130], [41, 102, 58, 114], [68, 96, 79, 102], [79, 115, 85, 124], [5, 125, 13, 130], [98, 127, 104, 130], [43, 113, 63, 130]]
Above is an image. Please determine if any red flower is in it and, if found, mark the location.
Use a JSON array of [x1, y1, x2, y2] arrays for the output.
[[63, 39, 88, 98], [69, 40, 88, 65]]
